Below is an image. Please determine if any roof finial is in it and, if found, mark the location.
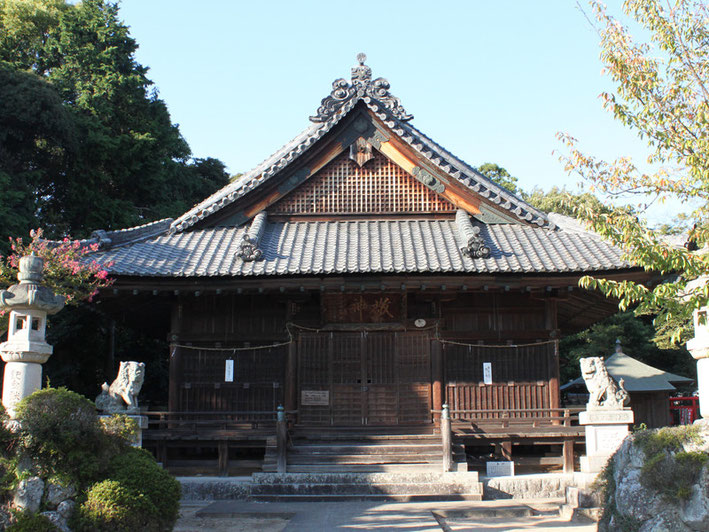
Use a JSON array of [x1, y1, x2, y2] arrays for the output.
[[351, 52, 372, 85], [615, 338, 623, 353], [310, 54, 412, 123]]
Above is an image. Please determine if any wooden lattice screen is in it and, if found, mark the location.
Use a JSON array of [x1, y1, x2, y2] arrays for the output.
[[270, 150, 456, 215]]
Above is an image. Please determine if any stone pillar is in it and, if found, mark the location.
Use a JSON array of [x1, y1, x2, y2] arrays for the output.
[[579, 409, 634, 473], [0, 256, 64, 417], [687, 306, 709, 418]]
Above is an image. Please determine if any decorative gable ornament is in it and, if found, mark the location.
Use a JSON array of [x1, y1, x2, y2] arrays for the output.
[[310, 53, 413, 123], [456, 210, 491, 259], [349, 137, 375, 167], [236, 211, 267, 261]]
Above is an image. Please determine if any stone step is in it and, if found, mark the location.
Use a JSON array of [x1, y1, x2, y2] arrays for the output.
[[250, 492, 484, 502], [251, 482, 481, 496]]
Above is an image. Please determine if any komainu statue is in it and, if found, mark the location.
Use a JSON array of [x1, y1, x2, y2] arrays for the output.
[[580, 356, 630, 410], [95, 361, 146, 414]]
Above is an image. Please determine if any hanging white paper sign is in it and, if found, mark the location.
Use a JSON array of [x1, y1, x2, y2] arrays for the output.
[[225, 359, 234, 382], [483, 362, 492, 385]]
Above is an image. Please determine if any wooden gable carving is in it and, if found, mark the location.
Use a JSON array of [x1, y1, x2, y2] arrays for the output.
[[269, 148, 456, 216]]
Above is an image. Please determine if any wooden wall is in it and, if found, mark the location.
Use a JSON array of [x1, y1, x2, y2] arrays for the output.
[[169, 289, 561, 419]]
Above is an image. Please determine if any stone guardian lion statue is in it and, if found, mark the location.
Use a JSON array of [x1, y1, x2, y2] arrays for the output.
[[95, 361, 146, 414], [580, 356, 630, 410]]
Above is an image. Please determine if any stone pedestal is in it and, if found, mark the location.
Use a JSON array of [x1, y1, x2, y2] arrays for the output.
[[1, 362, 43, 417], [579, 409, 634, 473]]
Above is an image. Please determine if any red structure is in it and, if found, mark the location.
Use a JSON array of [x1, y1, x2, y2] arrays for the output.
[[669, 396, 700, 425]]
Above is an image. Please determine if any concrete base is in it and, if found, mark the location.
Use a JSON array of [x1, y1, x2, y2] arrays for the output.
[[1, 361, 42, 417], [579, 455, 613, 474], [579, 409, 633, 474]]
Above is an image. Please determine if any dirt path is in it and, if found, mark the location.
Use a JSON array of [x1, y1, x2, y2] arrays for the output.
[[174, 503, 289, 532]]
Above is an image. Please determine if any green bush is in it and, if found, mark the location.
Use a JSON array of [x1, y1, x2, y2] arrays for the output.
[[633, 425, 701, 457], [14, 388, 106, 487], [7, 511, 57, 532], [74, 480, 160, 532], [107, 447, 181, 530], [99, 414, 139, 445]]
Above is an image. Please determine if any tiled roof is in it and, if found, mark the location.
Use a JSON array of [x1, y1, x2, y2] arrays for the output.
[[170, 57, 551, 233], [561, 352, 693, 392], [95, 219, 628, 278]]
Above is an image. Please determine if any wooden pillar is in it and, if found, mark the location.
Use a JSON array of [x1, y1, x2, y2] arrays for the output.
[[432, 338, 444, 425], [563, 438, 574, 473], [218, 441, 229, 476], [285, 339, 297, 416], [105, 318, 116, 380], [545, 299, 561, 411], [168, 301, 183, 412]]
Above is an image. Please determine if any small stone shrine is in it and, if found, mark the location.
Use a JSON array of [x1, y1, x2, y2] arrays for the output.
[[578, 356, 634, 473], [0, 255, 64, 417]]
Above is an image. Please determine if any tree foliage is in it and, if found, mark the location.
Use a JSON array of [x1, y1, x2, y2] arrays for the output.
[[0, 229, 112, 308], [476, 162, 522, 195], [557, 0, 709, 344], [560, 311, 694, 383], [0, 0, 229, 247]]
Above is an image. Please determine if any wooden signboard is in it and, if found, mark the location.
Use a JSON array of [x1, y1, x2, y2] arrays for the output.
[[323, 294, 403, 323], [301, 390, 330, 406]]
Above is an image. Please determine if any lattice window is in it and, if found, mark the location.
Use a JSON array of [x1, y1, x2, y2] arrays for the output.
[[270, 150, 455, 215]]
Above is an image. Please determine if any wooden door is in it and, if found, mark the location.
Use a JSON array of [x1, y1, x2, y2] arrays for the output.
[[331, 333, 365, 425], [297, 331, 432, 426], [366, 333, 398, 425]]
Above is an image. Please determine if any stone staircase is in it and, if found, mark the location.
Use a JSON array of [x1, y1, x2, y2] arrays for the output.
[[255, 428, 480, 500], [250, 471, 482, 501]]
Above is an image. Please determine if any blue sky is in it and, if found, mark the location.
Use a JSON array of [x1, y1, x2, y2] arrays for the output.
[[115, 0, 671, 222]]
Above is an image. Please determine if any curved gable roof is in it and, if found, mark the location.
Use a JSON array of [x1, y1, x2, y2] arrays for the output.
[[170, 55, 552, 233]]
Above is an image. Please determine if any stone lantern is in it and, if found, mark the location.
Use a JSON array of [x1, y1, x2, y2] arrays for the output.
[[0, 255, 65, 417], [687, 304, 709, 418]]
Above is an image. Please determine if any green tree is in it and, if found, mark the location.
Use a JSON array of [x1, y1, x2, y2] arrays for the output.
[[0, 61, 76, 253], [524, 186, 614, 217], [560, 311, 695, 383], [475, 162, 521, 195], [558, 0, 709, 345], [0, 0, 229, 240]]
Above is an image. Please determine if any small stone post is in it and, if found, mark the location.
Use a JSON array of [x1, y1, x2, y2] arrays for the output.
[[687, 306, 709, 418], [441, 403, 452, 472], [0, 256, 64, 417], [276, 405, 287, 474]]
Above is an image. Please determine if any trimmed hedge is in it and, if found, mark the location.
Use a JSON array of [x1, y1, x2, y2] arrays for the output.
[[74, 480, 160, 532], [14, 388, 106, 487], [107, 447, 181, 530]]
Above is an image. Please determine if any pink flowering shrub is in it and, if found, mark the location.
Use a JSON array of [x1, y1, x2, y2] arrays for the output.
[[0, 229, 113, 322]]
